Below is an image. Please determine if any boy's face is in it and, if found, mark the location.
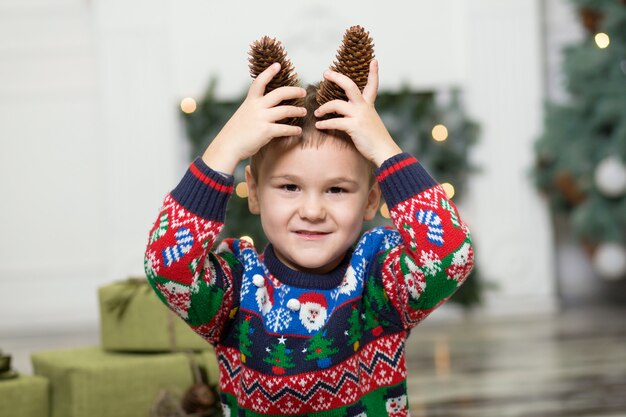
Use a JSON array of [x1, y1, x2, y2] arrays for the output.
[[246, 139, 380, 274]]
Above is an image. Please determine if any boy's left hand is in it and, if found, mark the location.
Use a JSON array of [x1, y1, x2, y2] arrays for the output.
[[314, 59, 402, 167]]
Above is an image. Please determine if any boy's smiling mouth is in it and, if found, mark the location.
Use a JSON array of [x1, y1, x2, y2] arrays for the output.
[[294, 230, 331, 239]]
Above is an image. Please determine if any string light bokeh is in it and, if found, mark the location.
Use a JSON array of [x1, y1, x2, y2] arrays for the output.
[[180, 97, 197, 114], [431, 124, 449, 142], [594, 32, 610, 48]]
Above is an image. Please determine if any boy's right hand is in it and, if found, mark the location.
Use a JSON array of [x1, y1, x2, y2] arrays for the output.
[[202, 63, 307, 175]]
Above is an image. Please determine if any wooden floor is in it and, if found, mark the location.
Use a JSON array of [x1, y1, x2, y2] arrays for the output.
[[4, 306, 626, 416], [405, 307, 626, 417]]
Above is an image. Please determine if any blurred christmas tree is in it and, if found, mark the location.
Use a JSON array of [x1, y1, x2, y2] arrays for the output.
[[179, 79, 483, 306], [534, 0, 626, 281]]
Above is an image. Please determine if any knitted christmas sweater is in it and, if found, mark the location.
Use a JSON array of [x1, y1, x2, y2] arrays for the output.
[[144, 152, 474, 417]]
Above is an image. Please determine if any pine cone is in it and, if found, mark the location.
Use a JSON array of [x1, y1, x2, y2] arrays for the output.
[[578, 7, 603, 33], [181, 383, 216, 415], [248, 36, 301, 125], [317, 25, 375, 108], [554, 170, 586, 205]]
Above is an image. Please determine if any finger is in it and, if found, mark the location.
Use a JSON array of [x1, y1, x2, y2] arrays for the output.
[[323, 70, 364, 103], [263, 86, 307, 107], [248, 63, 280, 97], [268, 123, 302, 138], [314, 100, 352, 118], [362, 60, 379, 103], [315, 117, 350, 132], [267, 105, 307, 121]]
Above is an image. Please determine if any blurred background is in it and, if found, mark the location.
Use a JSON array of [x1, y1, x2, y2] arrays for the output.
[[1, 0, 625, 416]]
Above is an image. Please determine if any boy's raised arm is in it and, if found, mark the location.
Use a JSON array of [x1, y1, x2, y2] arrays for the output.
[[202, 62, 307, 175], [314, 60, 402, 167], [144, 157, 239, 345], [144, 63, 307, 344], [375, 154, 474, 329], [316, 60, 474, 329]]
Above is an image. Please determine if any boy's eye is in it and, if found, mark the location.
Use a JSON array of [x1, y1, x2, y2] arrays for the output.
[[281, 184, 299, 192], [328, 187, 346, 194]]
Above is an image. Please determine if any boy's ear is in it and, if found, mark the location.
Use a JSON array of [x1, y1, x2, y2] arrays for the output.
[[245, 165, 260, 215], [363, 182, 381, 221]]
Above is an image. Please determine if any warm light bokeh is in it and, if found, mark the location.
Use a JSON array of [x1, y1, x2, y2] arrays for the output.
[[235, 182, 249, 198], [595, 32, 610, 49], [432, 124, 449, 142], [441, 182, 455, 199], [180, 97, 197, 114]]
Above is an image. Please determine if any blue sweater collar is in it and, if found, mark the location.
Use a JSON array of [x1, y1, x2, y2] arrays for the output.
[[263, 244, 352, 290]]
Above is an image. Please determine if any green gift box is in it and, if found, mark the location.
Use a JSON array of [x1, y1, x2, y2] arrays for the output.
[[31, 347, 219, 417], [99, 279, 210, 352], [0, 375, 48, 417]]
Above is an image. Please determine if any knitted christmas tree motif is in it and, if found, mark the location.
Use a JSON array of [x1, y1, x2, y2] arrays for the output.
[[346, 304, 363, 351], [415, 209, 444, 246], [150, 212, 168, 243], [264, 338, 295, 375], [363, 277, 390, 336], [163, 227, 194, 267], [366, 275, 390, 311], [305, 330, 339, 369], [238, 315, 254, 363], [440, 198, 461, 228]]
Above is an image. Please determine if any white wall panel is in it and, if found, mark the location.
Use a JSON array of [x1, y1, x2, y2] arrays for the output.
[[168, 0, 467, 100], [0, 0, 561, 333], [462, 0, 557, 315], [93, 0, 179, 281], [0, 1, 105, 331]]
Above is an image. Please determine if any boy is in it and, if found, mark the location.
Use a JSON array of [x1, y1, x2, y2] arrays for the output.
[[144, 60, 474, 416]]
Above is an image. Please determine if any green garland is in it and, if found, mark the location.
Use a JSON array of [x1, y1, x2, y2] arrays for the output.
[[533, 0, 626, 247]]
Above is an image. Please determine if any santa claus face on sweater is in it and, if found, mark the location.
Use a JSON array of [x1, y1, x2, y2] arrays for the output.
[[299, 300, 328, 332], [385, 393, 408, 416], [246, 139, 380, 274]]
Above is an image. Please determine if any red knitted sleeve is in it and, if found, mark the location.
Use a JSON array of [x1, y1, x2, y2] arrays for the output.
[[376, 153, 474, 329]]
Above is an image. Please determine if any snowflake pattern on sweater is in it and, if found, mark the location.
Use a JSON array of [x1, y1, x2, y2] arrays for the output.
[[144, 153, 474, 417]]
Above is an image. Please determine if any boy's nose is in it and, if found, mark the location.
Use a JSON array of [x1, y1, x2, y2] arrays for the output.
[[299, 194, 326, 221]]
